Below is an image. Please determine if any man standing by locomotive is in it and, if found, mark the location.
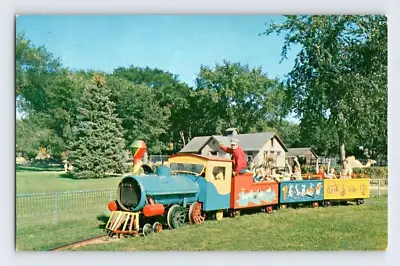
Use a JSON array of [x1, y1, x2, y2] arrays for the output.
[[219, 139, 247, 176]]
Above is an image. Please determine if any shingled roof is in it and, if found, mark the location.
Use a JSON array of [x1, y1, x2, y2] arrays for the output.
[[179, 136, 212, 153], [179, 132, 288, 153], [286, 147, 319, 158]]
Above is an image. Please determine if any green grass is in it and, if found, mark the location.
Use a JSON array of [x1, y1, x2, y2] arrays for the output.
[[16, 171, 123, 194], [16, 213, 110, 251], [15, 168, 388, 251], [57, 196, 387, 252]]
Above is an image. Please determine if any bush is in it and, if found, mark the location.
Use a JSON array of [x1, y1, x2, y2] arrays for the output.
[[301, 166, 316, 173], [352, 167, 388, 180]]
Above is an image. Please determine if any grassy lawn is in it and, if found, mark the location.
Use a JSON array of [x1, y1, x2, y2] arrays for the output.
[[53, 196, 387, 252], [15, 168, 388, 251], [16, 170, 123, 194], [16, 213, 110, 251], [16, 196, 387, 251]]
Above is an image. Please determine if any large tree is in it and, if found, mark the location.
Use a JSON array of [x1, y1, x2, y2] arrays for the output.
[[16, 116, 65, 159], [16, 33, 89, 158], [262, 15, 387, 162], [68, 74, 125, 179], [16, 32, 62, 114], [112, 66, 191, 152], [193, 60, 289, 136], [106, 75, 171, 154]]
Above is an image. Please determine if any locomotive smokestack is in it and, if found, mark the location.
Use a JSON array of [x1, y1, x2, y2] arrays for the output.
[[129, 140, 147, 175]]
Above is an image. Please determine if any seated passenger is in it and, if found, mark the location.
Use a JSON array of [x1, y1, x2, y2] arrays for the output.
[[324, 159, 337, 179], [253, 168, 263, 182], [270, 167, 282, 182], [314, 159, 325, 180], [248, 162, 257, 175], [281, 172, 291, 181], [293, 166, 302, 180], [215, 171, 224, 180], [326, 168, 337, 179], [291, 157, 303, 180], [340, 159, 353, 179], [261, 167, 273, 181]]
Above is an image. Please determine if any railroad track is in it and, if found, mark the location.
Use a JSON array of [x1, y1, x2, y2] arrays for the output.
[[48, 234, 117, 251]]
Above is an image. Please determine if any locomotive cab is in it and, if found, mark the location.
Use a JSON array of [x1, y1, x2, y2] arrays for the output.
[[168, 154, 233, 212]]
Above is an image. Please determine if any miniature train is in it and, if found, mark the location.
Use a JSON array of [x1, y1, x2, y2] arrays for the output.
[[105, 153, 370, 237]]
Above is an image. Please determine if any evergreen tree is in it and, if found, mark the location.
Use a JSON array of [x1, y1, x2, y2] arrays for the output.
[[68, 74, 125, 179]]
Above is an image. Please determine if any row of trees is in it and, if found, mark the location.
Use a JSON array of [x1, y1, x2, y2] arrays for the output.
[[16, 15, 387, 178]]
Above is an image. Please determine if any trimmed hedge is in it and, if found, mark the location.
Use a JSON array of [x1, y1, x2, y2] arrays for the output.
[[300, 166, 388, 180], [352, 167, 388, 180]]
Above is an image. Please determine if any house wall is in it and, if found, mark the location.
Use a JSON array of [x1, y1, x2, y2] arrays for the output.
[[254, 136, 286, 168], [199, 135, 287, 169], [200, 139, 231, 159]]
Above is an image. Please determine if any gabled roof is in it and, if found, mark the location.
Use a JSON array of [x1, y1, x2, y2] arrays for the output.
[[179, 132, 288, 153], [287, 147, 319, 158], [179, 136, 211, 153]]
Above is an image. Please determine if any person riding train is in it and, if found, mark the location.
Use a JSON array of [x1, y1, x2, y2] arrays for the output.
[[219, 139, 247, 176]]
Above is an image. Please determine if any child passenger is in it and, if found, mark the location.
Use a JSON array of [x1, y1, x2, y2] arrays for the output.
[[292, 157, 303, 180], [325, 159, 337, 179]]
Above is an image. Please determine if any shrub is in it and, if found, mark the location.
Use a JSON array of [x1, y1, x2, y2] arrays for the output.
[[352, 167, 388, 180], [301, 166, 316, 173]]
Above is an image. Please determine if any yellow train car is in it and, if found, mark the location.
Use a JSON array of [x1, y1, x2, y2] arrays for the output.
[[323, 178, 369, 205]]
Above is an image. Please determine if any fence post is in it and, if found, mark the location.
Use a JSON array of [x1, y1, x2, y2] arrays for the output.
[[378, 179, 381, 198], [109, 189, 114, 201], [53, 192, 58, 224]]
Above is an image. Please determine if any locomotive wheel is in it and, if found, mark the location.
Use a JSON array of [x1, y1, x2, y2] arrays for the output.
[[323, 201, 332, 207], [229, 209, 240, 218], [188, 202, 206, 224], [215, 210, 223, 221], [153, 222, 163, 233], [312, 202, 319, 208], [167, 205, 186, 229], [265, 205, 273, 214], [142, 223, 154, 236]]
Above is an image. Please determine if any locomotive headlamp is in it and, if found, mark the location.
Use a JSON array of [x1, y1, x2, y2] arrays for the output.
[[108, 200, 118, 212]]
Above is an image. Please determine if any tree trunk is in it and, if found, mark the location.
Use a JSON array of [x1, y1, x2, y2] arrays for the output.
[[179, 131, 186, 147], [336, 111, 346, 166], [339, 140, 346, 165], [337, 126, 346, 168]]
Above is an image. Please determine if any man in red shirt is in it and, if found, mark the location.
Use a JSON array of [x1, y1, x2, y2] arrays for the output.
[[219, 139, 247, 175]]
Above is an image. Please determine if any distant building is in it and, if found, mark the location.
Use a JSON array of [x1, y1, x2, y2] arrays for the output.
[[179, 128, 288, 168], [286, 147, 319, 165]]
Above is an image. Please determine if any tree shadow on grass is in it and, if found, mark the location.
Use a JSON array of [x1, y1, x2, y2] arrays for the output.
[[59, 173, 75, 179], [59, 173, 122, 180], [97, 214, 110, 229], [16, 166, 64, 172]]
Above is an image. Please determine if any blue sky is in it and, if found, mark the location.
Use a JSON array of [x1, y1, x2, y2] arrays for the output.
[[16, 15, 300, 88], [16, 15, 301, 122]]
